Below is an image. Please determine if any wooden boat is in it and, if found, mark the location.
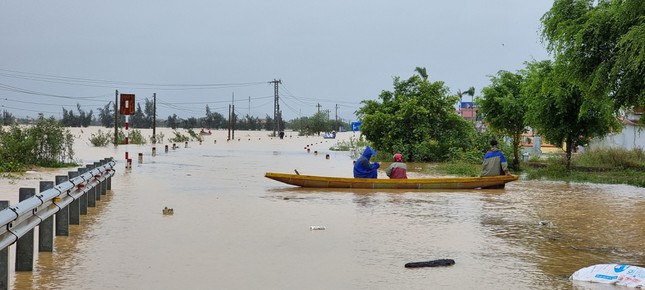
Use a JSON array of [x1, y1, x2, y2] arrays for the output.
[[264, 172, 518, 189]]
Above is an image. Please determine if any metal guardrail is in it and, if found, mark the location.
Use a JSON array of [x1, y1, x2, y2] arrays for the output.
[[0, 159, 116, 251]]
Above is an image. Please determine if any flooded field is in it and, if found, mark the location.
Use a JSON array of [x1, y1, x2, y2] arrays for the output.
[[1, 128, 644, 289]]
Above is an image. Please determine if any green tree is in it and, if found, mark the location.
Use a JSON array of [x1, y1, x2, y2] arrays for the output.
[[541, 0, 645, 111], [129, 103, 145, 128], [183, 117, 198, 129], [167, 114, 180, 129], [523, 60, 620, 170], [97, 102, 114, 128], [61, 103, 92, 127], [356, 68, 473, 162], [2, 110, 15, 126], [264, 114, 274, 131], [144, 98, 155, 128], [478, 70, 527, 169]]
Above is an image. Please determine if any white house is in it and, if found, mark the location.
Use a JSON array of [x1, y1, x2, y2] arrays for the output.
[[587, 109, 644, 151]]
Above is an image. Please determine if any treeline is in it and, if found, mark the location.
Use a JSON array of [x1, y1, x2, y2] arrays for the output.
[[11, 96, 345, 135]]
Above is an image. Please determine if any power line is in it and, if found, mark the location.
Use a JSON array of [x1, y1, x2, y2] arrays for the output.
[[0, 68, 268, 90], [0, 104, 60, 115], [0, 82, 110, 101]]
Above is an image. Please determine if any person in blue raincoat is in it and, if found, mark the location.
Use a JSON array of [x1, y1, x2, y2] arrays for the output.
[[353, 146, 380, 178]]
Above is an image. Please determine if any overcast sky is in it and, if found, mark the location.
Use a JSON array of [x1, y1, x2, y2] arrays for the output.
[[0, 0, 553, 123]]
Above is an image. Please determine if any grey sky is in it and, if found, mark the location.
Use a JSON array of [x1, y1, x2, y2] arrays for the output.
[[0, 1, 553, 122]]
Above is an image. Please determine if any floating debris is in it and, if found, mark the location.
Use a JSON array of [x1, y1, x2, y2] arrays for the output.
[[162, 207, 174, 215]]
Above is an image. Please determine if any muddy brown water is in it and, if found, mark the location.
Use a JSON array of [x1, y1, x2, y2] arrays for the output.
[[1, 128, 644, 289]]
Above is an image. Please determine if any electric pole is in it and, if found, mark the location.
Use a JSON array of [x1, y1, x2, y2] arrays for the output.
[[114, 90, 118, 147], [231, 92, 235, 140], [335, 104, 338, 131], [152, 93, 156, 144], [228, 104, 231, 141], [269, 79, 281, 136]]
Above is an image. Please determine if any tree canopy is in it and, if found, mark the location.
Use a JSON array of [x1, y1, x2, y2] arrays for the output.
[[523, 60, 620, 169], [478, 70, 527, 169], [356, 69, 474, 162], [541, 0, 645, 110]]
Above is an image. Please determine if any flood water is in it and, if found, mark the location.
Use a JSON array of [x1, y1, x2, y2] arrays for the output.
[[1, 128, 644, 290]]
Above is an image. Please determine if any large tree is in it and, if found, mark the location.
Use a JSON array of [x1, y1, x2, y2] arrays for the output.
[[97, 102, 114, 128], [523, 60, 620, 169], [478, 70, 527, 169], [541, 0, 645, 111], [356, 68, 473, 162]]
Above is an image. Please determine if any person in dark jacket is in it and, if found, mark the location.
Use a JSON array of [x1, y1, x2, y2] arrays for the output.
[[353, 146, 380, 178], [481, 139, 510, 176], [386, 153, 407, 179]]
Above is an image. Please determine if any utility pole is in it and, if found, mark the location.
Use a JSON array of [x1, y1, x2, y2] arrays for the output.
[[248, 96, 250, 117], [335, 104, 338, 131], [316, 103, 321, 114], [114, 90, 118, 147], [269, 79, 281, 136], [152, 93, 156, 144], [231, 92, 235, 140], [227, 104, 231, 141], [299, 109, 302, 133]]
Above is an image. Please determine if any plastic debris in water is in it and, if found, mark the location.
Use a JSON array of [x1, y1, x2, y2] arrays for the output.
[[310, 226, 326, 230]]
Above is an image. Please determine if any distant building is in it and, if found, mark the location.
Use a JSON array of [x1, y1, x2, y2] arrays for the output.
[[457, 102, 478, 122], [587, 108, 644, 151]]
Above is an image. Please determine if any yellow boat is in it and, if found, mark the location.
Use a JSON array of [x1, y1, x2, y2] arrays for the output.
[[264, 172, 518, 189]]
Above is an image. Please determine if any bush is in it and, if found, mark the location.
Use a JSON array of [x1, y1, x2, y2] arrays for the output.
[[0, 114, 75, 171], [150, 131, 165, 144], [169, 130, 190, 143], [573, 148, 645, 169], [117, 129, 146, 145], [89, 129, 112, 147], [187, 129, 203, 142]]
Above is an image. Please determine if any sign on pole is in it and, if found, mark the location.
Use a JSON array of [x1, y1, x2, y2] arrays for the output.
[[120, 94, 135, 115]]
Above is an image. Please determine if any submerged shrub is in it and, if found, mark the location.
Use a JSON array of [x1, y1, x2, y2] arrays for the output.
[[89, 129, 112, 147], [0, 114, 75, 171]]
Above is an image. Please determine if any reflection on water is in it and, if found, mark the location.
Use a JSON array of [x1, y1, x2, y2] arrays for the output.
[[0, 129, 644, 289]]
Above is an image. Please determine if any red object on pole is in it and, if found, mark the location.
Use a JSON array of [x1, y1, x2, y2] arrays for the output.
[[125, 152, 129, 160], [125, 122, 129, 130]]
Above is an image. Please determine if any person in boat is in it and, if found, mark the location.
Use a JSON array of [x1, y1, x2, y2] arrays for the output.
[[481, 139, 511, 176], [385, 153, 407, 179], [353, 146, 380, 178]]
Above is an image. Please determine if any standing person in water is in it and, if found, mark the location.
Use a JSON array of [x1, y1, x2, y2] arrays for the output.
[[481, 139, 511, 176], [353, 146, 380, 178], [386, 153, 407, 179]]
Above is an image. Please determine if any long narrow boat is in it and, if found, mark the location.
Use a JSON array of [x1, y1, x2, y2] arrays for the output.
[[265, 172, 518, 189]]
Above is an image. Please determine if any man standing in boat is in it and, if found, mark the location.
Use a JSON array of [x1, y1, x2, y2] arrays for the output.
[[481, 139, 511, 177], [353, 146, 380, 178], [386, 153, 407, 179]]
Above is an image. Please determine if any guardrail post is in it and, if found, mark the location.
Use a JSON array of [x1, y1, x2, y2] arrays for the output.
[[94, 162, 102, 200], [85, 164, 96, 207], [107, 167, 112, 191], [77, 168, 88, 215], [0, 200, 9, 289], [16, 188, 35, 271], [55, 175, 69, 236], [38, 181, 54, 252], [68, 171, 81, 225]]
